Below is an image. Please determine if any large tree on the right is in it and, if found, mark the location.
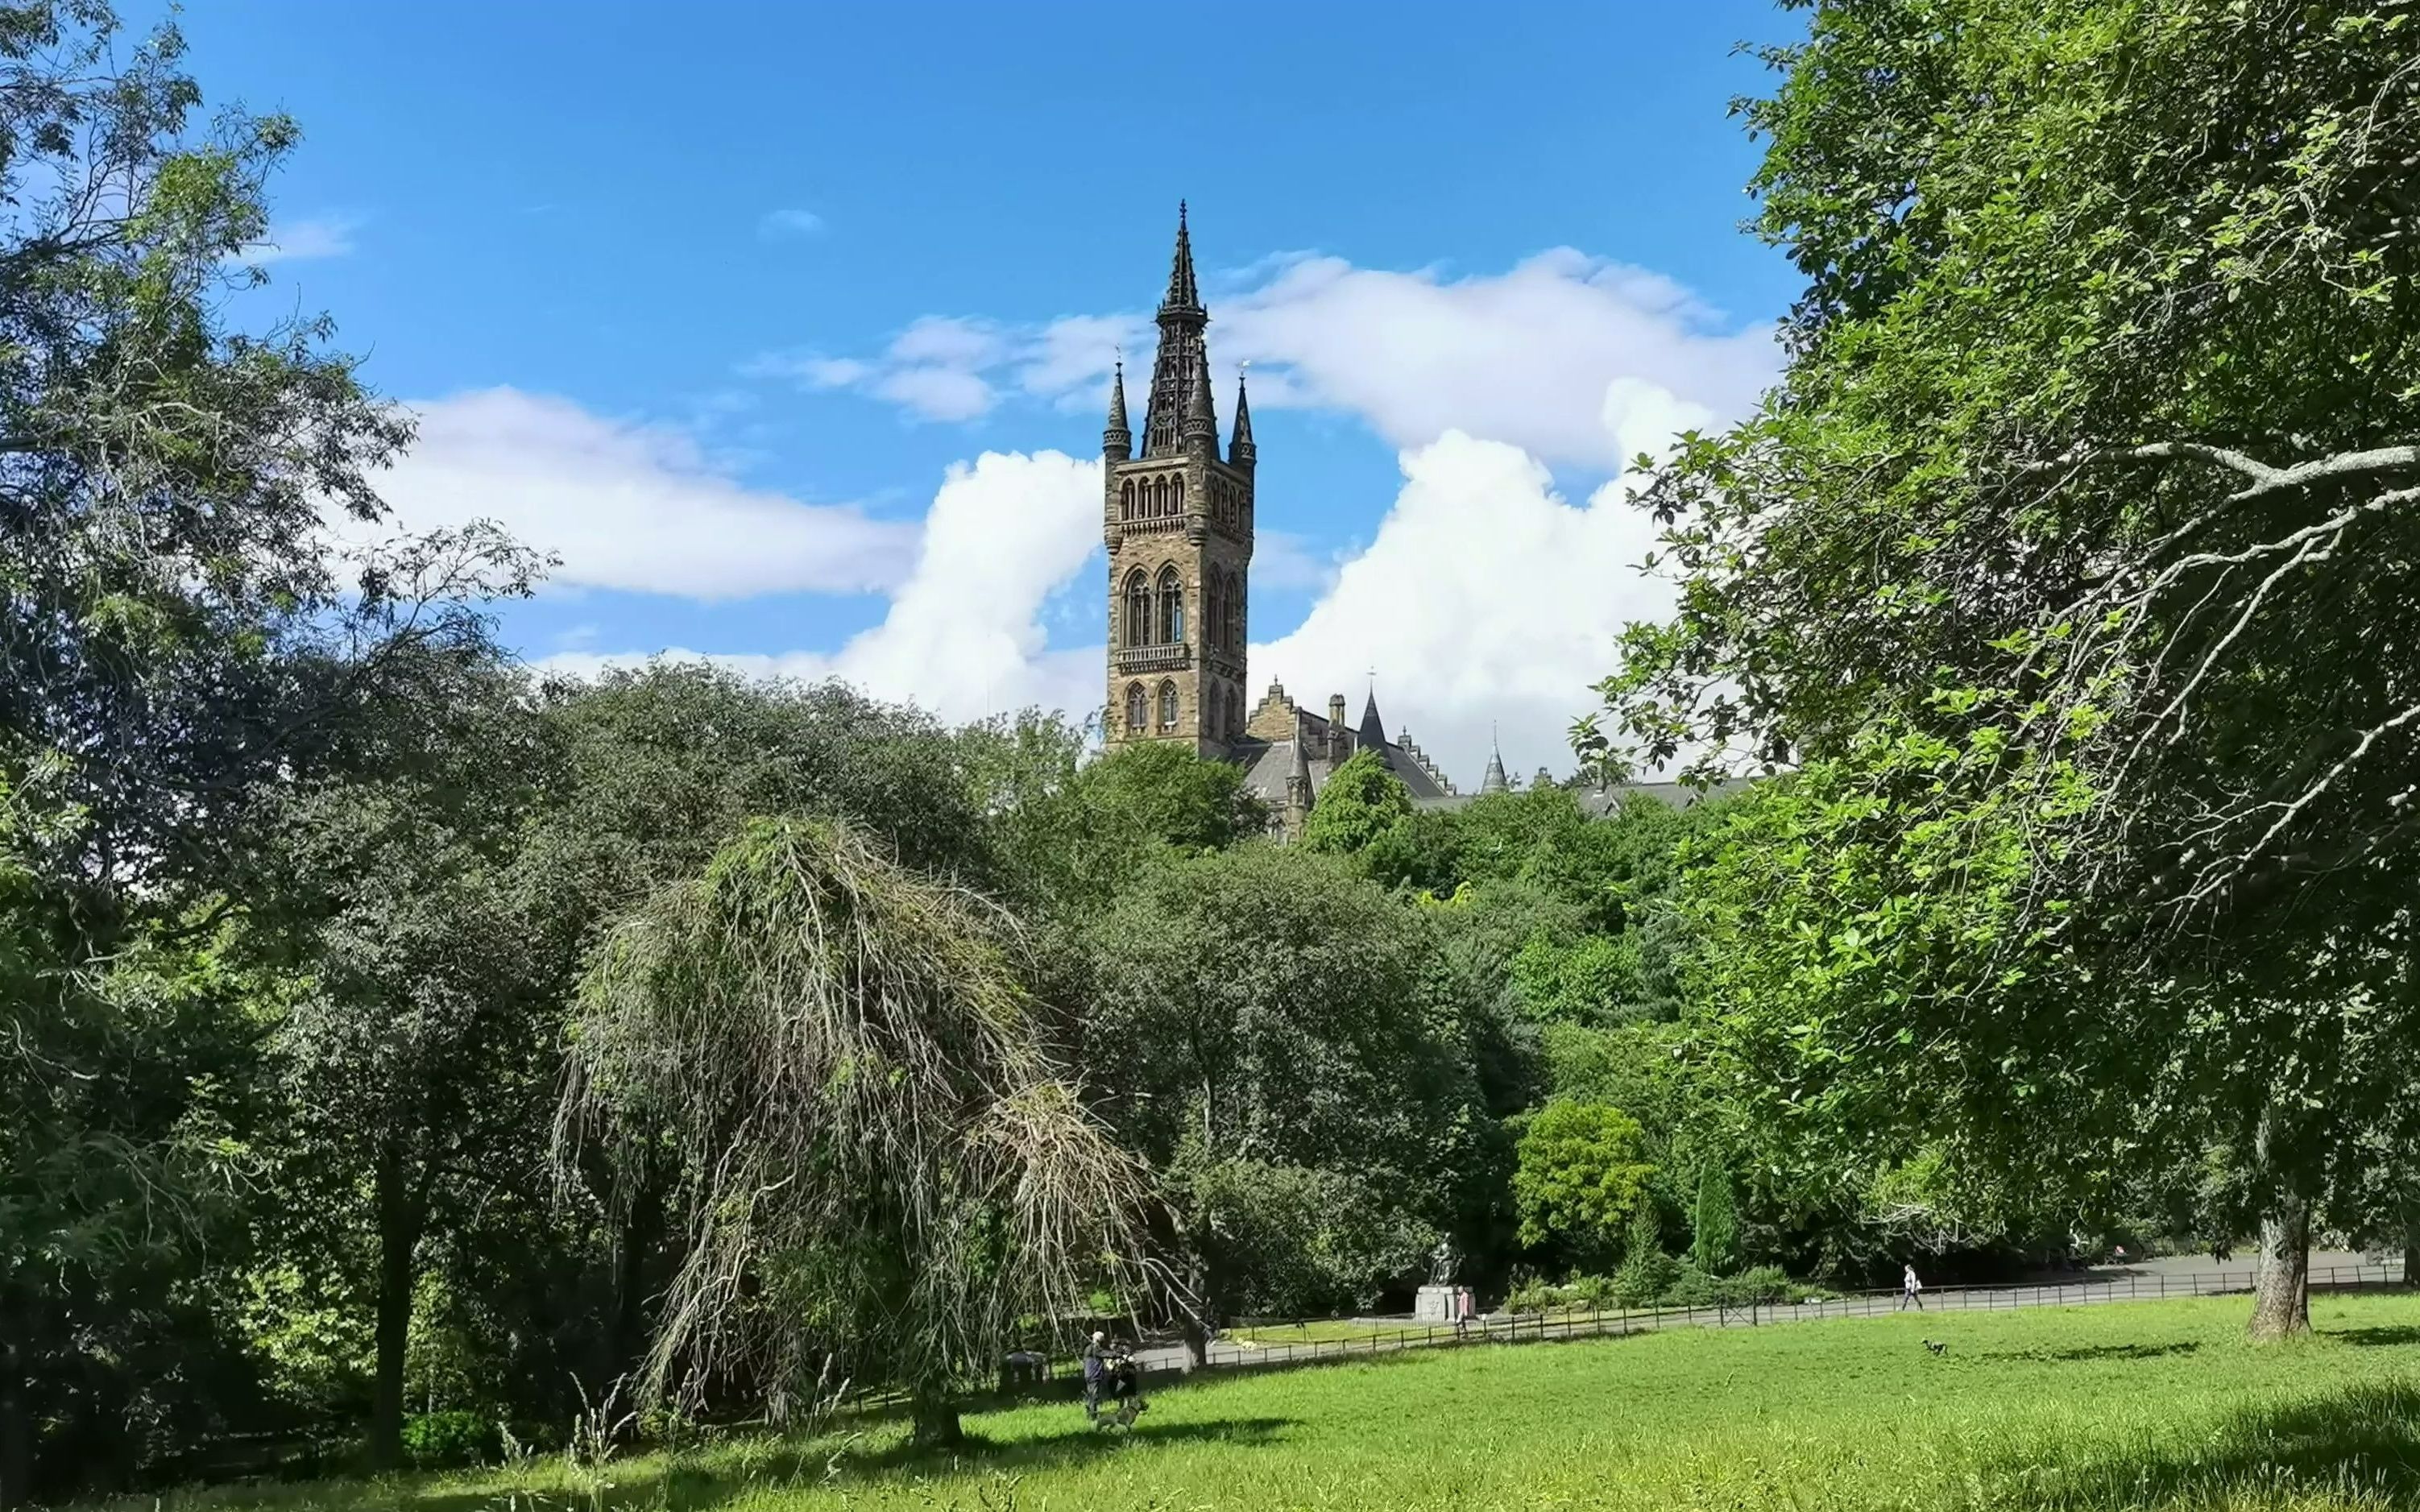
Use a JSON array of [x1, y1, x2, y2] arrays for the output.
[[1583, 0, 2420, 1338]]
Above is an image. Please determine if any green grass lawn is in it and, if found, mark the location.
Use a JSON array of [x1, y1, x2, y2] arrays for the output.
[[144, 1292, 2420, 1512]]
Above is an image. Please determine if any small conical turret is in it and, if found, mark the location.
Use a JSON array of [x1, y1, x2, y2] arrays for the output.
[[1357, 687, 1389, 752], [1103, 359, 1132, 461], [1183, 358, 1218, 456], [1481, 731, 1509, 796], [1230, 370, 1256, 470]]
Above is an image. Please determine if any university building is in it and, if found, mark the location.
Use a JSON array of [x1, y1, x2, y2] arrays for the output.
[[1099, 207, 1726, 835]]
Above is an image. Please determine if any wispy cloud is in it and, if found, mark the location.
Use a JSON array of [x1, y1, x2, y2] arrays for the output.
[[770, 249, 1775, 470], [751, 317, 1010, 423], [760, 207, 826, 238], [347, 387, 918, 601], [242, 213, 365, 264]]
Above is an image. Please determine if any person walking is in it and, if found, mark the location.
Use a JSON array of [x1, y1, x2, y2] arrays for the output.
[[1900, 1263, 1925, 1311], [1081, 1331, 1108, 1422]]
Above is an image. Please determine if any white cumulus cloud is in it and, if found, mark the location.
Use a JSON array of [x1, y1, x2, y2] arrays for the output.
[[361, 387, 917, 599], [1251, 431, 1672, 788], [543, 449, 1106, 725], [1220, 251, 1764, 471]]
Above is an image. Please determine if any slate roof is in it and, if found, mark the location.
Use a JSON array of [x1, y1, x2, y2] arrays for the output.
[[1229, 681, 1756, 824]]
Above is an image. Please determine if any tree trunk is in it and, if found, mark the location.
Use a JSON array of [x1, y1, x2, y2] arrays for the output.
[[0, 1334, 31, 1512], [369, 1144, 425, 1472], [2248, 1191, 2311, 1341], [908, 1390, 963, 1448], [2402, 1191, 2419, 1289], [606, 1167, 665, 1384]]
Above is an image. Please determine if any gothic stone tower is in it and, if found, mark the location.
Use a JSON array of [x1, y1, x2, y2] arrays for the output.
[[1104, 203, 1258, 755]]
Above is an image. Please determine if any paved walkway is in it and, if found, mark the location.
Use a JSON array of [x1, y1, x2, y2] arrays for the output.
[[1113, 1250, 2401, 1377]]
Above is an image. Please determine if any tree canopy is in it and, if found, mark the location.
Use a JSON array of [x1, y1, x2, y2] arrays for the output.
[[1582, 0, 2420, 1337]]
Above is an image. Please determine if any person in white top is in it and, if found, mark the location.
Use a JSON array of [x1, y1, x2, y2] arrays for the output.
[[1900, 1263, 1925, 1311]]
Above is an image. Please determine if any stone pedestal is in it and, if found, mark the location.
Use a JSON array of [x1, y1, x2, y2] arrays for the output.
[[1415, 1284, 1456, 1323]]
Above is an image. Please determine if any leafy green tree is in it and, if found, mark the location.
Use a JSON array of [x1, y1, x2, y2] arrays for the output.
[[0, 5, 530, 1498], [1690, 1164, 1740, 1275], [973, 727, 1266, 918], [1169, 1156, 1436, 1319], [1512, 1102, 1655, 1265], [1079, 846, 1494, 1336], [561, 817, 1149, 1446], [1613, 1203, 1677, 1305], [247, 660, 557, 1471], [1510, 931, 1644, 1026], [1300, 750, 1413, 855], [1582, 0, 2420, 1339]]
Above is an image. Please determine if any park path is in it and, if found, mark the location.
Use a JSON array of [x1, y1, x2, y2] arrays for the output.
[[1113, 1250, 2402, 1378]]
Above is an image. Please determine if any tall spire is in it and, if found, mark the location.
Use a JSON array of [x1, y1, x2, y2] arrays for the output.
[[1103, 358, 1131, 461], [1162, 199, 1201, 312], [1143, 202, 1212, 457], [1230, 367, 1256, 470], [1481, 725, 1509, 795]]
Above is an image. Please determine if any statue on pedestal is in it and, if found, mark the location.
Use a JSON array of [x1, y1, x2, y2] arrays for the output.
[[1429, 1237, 1457, 1286]]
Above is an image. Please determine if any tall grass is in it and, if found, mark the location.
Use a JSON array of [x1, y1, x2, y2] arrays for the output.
[[124, 1293, 2420, 1511]]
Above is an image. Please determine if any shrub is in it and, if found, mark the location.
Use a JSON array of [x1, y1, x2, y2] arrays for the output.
[[400, 1410, 501, 1469], [1614, 1206, 1679, 1306], [1658, 1262, 1805, 1315], [1502, 1277, 1564, 1315]]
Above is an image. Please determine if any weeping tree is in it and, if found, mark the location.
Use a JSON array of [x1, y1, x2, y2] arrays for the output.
[[559, 816, 1151, 1444]]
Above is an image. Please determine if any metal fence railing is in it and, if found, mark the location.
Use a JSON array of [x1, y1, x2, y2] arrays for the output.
[[1008, 1258, 2410, 1387]]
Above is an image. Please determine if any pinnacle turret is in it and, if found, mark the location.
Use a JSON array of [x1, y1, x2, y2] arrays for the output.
[[1481, 730, 1509, 795], [1103, 359, 1131, 461], [1183, 358, 1218, 454], [1230, 371, 1256, 469]]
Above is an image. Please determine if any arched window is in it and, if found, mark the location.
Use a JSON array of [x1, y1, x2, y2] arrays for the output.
[[1158, 681, 1179, 731], [1175, 478, 1185, 512], [1158, 565, 1184, 643], [1153, 476, 1169, 516], [1120, 479, 1134, 521], [1204, 572, 1223, 652], [1125, 682, 1146, 732], [1123, 569, 1150, 647], [1230, 570, 1245, 651]]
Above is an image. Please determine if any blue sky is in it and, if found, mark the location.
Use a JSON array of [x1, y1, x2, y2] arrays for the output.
[[180, 0, 1805, 785]]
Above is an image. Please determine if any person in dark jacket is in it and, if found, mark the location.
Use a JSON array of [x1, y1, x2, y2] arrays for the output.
[[1081, 1331, 1108, 1421]]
